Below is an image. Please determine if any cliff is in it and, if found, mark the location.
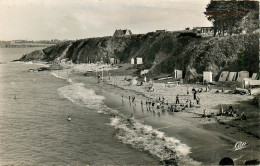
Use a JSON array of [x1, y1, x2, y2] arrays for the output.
[[19, 31, 259, 80]]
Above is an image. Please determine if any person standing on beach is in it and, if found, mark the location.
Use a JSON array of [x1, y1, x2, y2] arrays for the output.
[[193, 90, 197, 100], [97, 75, 101, 83], [176, 94, 180, 104], [196, 97, 200, 105], [203, 109, 206, 117], [157, 102, 160, 109], [132, 96, 135, 102], [219, 105, 224, 115]]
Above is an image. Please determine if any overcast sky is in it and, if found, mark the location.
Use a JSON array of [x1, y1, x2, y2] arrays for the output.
[[0, 0, 212, 40]]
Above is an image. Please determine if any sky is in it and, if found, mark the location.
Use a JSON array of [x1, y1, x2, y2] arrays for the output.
[[0, 0, 212, 40]]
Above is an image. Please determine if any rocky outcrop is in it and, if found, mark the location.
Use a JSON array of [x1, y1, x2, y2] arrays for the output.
[[19, 31, 259, 80], [20, 49, 45, 61]]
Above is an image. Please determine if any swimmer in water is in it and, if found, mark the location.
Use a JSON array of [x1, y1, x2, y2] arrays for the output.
[[67, 116, 71, 121], [14, 95, 17, 100]]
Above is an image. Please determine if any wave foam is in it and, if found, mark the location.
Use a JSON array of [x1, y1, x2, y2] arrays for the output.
[[57, 83, 105, 109], [98, 107, 201, 165]]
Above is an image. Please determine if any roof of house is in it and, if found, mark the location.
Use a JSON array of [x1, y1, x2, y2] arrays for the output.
[[113, 29, 132, 36]]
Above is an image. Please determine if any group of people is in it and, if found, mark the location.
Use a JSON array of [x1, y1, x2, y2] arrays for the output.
[[122, 83, 249, 121], [218, 105, 246, 120]]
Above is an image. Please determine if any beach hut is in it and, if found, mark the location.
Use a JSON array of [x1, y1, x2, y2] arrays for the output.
[[136, 57, 143, 64], [252, 73, 259, 80], [242, 78, 260, 89], [227, 72, 237, 81], [218, 71, 229, 82], [131, 58, 134, 64], [174, 69, 182, 79], [203, 71, 213, 83], [110, 58, 115, 64], [237, 71, 249, 82]]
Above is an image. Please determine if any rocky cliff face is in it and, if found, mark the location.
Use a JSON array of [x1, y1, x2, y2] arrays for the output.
[[19, 31, 259, 80]]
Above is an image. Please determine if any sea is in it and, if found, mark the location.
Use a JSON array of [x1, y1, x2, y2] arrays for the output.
[[0, 47, 198, 165], [0, 47, 163, 165]]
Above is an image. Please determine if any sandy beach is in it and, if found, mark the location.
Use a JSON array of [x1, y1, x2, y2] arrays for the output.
[[49, 63, 260, 165]]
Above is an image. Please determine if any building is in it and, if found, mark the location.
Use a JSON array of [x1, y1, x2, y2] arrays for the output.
[[155, 30, 166, 33], [113, 29, 133, 37], [192, 27, 214, 36]]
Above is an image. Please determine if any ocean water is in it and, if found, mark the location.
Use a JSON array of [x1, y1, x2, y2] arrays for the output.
[[0, 48, 160, 165]]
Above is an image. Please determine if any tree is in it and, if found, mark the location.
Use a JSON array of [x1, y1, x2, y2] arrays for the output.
[[204, 0, 259, 36]]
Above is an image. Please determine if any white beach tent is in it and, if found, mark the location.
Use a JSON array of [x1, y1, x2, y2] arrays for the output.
[[203, 71, 213, 83], [218, 71, 229, 82], [237, 71, 249, 82], [174, 69, 183, 79], [252, 73, 259, 80], [131, 58, 134, 64], [227, 72, 237, 81], [242, 78, 260, 89], [110, 58, 115, 64], [136, 57, 143, 64]]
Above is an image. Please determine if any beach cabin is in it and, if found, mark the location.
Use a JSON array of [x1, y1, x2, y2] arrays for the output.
[[136, 57, 143, 65], [242, 78, 260, 89], [110, 57, 120, 64], [110, 58, 115, 64], [252, 73, 259, 80], [237, 71, 249, 82], [218, 71, 229, 82], [131, 58, 134, 64], [174, 69, 183, 79], [227, 72, 237, 81], [203, 71, 213, 83]]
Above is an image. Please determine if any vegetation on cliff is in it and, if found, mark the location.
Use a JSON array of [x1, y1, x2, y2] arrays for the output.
[[19, 31, 259, 80]]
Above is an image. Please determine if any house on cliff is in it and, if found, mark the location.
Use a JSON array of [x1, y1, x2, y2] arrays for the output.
[[192, 27, 214, 36], [113, 29, 133, 37]]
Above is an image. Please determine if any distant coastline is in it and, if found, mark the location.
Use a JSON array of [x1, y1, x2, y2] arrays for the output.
[[1, 44, 55, 48], [0, 39, 68, 48]]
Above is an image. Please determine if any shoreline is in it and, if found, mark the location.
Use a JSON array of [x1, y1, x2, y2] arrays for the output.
[[33, 63, 260, 165], [93, 75, 260, 165]]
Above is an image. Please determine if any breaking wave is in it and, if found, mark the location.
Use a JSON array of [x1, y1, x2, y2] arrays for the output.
[[50, 71, 72, 83], [99, 107, 201, 165], [57, 83, 105, 110]]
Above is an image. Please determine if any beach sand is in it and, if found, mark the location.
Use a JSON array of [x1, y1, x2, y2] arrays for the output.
[[51, 63, 260, 165]]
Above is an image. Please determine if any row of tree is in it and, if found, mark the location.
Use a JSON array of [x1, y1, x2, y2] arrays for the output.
[[204, 0, 259, 36]]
